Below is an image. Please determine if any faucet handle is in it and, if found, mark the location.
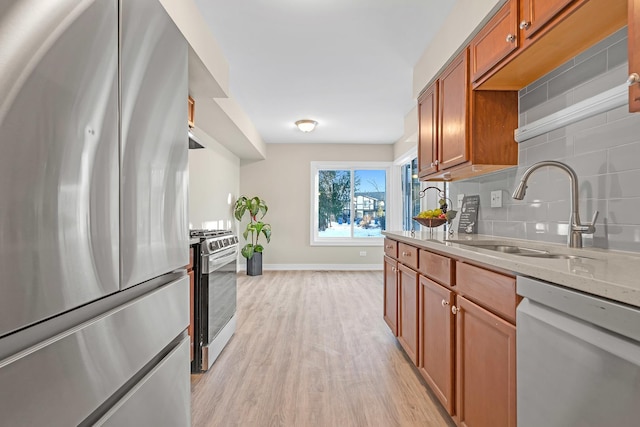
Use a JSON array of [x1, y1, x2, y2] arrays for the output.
[[573, 210, 598, 234], [582, 210, 599, 234]]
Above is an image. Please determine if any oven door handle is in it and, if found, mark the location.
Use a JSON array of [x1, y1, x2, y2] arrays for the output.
[[203, 246, 238, 273]]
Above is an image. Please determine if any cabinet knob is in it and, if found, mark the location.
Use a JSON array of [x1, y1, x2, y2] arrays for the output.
[[434, 160, 439, 166], [506, 33, 516, 43], [627, 73, 640, 86], [430, 162, 434, 167], [441, 299, 449, 308], [391, 266, 396, 272], [519, 20, 531, 30], [451, 305, 460, 315]]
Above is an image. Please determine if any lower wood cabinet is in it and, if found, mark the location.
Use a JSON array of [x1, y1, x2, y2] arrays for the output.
[[419, 275, 455, 415], [398, 263, 419, 365], [383, 238, 517, 427], [455, 295, 516, 427], [383, 255, 399, 336]]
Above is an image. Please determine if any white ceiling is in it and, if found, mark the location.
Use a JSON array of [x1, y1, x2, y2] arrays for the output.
[[193, 0, 456, 145]]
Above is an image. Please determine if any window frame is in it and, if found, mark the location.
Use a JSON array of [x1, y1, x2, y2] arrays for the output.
[[310, 161, 392, 246]]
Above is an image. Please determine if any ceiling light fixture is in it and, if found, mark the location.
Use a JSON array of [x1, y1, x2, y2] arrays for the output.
[[295, 119, 318, 133]]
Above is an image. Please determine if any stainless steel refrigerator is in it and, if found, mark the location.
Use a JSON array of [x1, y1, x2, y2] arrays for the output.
[[0, 0, 191, 425]]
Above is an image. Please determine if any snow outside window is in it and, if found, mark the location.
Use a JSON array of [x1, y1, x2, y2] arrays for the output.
[[310, 162, 391, 246]]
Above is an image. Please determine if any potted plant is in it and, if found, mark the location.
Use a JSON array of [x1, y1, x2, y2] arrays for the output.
[[233, 195, 272, 276]]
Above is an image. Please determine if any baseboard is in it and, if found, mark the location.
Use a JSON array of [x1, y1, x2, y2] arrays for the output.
[[237, 263, 383, 272]]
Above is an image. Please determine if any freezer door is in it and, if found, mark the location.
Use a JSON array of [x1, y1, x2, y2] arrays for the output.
[[120, 0, 189, 289], [0, 0, 119, 337], [94, 337, 191, 427], [0, 275, 189, 426]]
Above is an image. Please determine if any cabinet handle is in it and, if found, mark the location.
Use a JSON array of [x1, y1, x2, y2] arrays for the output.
[[385, 245, 393, 249], [391, 266, 396, 272], [627, 73, 640, 86], [519, 20, 531, 30], [441, 299, 449, 308], [451, 305, 460, 315], [434, 160, 439, 166], [506, 33, 516, 43], [430, 162, 434, 167], [401, 251, 411, 257]]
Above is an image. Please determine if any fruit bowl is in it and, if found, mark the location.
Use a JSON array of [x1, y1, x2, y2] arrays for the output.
[[412, 217, 447, 228]]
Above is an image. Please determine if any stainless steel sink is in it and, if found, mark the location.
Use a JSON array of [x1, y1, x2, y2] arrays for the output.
[[517, 253, 592, 260], [463, 244, 547, 255], [447, 240, 593, 260]]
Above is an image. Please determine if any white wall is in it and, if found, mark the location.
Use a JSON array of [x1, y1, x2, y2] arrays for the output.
[[239, 143, 394, 269], [188, 132, 240, 233]]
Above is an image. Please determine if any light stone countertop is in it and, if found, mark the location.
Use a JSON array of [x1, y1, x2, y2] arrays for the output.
[[382, 230, 640, 309]]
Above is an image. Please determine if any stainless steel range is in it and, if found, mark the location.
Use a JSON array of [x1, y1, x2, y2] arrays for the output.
[[190, 229, 238, 372]]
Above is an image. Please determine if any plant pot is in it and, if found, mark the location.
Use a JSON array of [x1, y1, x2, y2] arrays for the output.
[[246, 252, 263, 276]]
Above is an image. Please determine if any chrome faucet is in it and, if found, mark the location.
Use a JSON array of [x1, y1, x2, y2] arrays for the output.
[[512, 160, 598, 249]]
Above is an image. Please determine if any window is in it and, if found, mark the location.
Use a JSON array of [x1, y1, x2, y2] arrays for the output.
[[311, 162, 390, 245], [401, 157, 421, 231]]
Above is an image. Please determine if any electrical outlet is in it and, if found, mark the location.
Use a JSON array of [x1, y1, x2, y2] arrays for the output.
[[457, 194, 465, 209], [359, 251, 367, 257], [491, 190, 502, 208]]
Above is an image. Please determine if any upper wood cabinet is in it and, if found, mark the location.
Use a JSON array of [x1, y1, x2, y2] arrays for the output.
[[188, 96, 195, 128], [418, 82, 438, 177], [439, 52, 469, 172], [470, 0, 519, 84], [629, 0, 640, 112], [520, 0, 575, 42], [418, 49, 518, 181], [474, 0, 627, 89]]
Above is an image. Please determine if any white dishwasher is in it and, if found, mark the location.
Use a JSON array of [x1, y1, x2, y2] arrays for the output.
[[516, 276, 640, 427]]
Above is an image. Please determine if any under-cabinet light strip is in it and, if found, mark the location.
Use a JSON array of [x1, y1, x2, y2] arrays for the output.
[[515, 83, 628, 143]]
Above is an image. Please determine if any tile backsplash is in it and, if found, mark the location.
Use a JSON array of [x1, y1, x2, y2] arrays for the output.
[[449, 27, 640, 252]]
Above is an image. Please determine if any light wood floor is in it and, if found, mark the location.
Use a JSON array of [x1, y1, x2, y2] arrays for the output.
[[191, 270, 454, 427]]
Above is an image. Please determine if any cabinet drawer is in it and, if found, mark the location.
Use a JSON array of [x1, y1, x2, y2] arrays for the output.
[[456, 262, 516, 322], [419, 250, 453, 287], [398, 243, 419, 270], [384, 239, 398, 258]]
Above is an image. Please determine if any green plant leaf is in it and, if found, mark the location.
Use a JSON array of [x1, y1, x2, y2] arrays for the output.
[[241, 243, 255, 259], [254, 244, 264, 253], [261, 223, 272, 243], [234, 195, 271, 251], [233, 196, 249, 221]]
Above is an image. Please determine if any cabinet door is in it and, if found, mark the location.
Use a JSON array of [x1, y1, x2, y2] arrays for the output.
[[418, 82, 438, 177], [439, 50, 469, 171], [398, 264, 419, 365], [456, 296, 516, 427], [470, 0, 519, 84], [520, 0, 575, 40], [629, 0, 640, 112], [419, 276, 455, 415], [383, 256, 399, 336]]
